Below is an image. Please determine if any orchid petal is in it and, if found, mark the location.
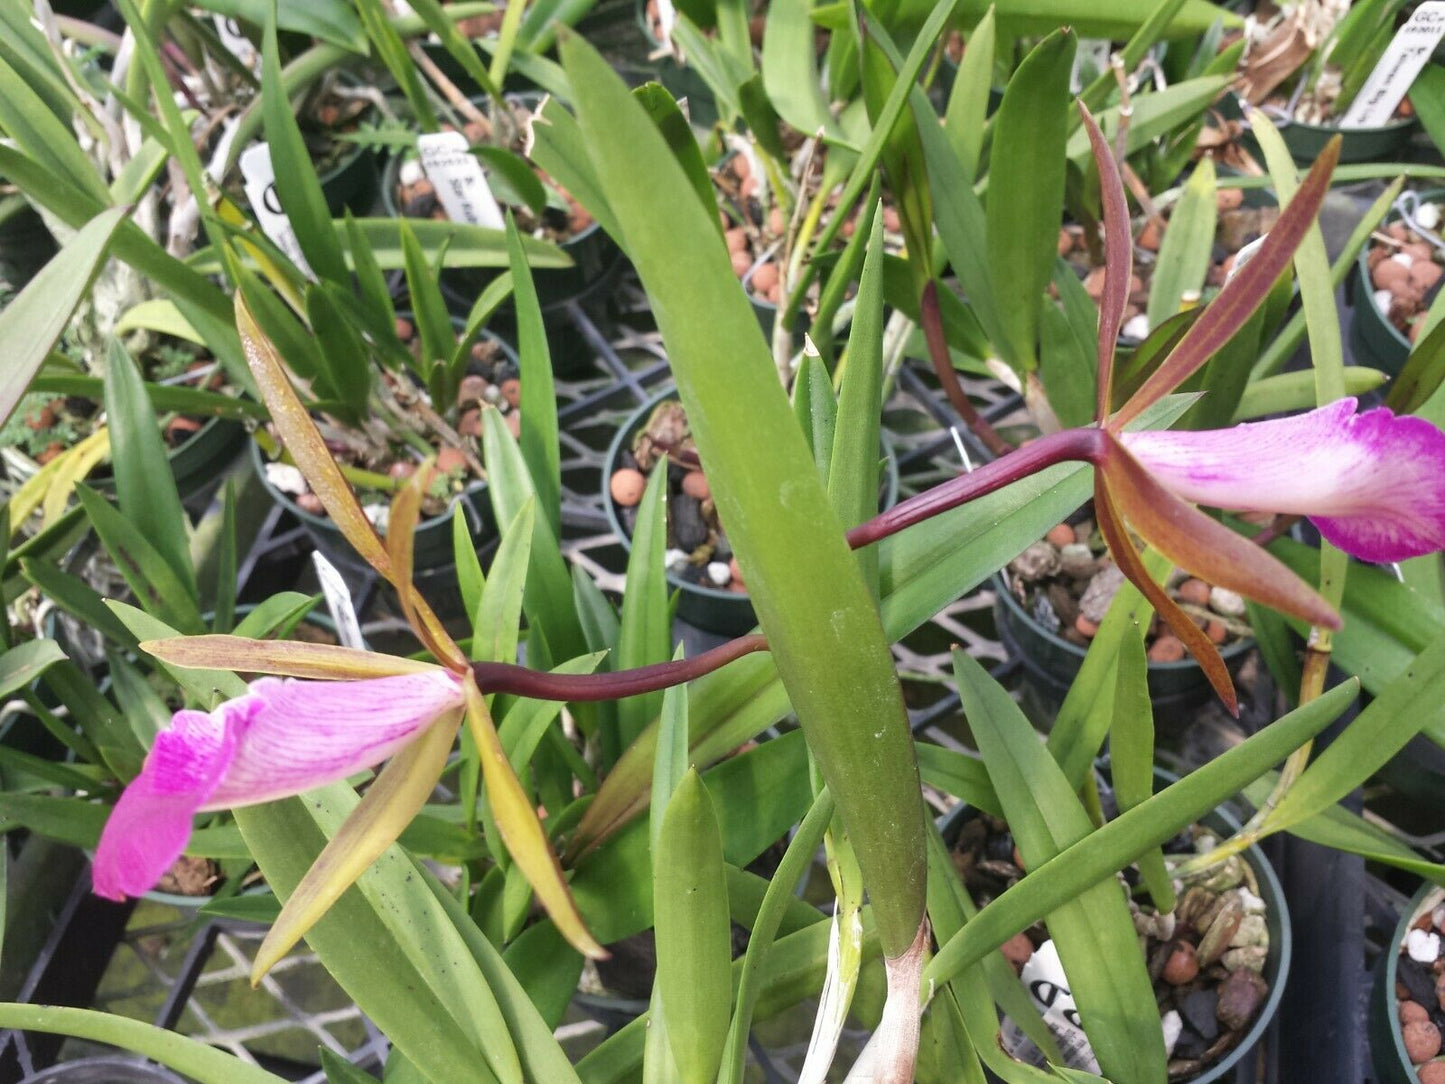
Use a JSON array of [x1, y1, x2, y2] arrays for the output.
[[1101, 433, 1340, 630], [1092, 479, 1239, 716], [1118, 399, 1445, 564], [204, 672, 466, 809], [92, 671, 466, 900], [92, 698, 258, 900]]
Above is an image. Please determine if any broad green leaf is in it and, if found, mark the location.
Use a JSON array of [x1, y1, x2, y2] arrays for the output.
[[305, 283, 375, 424], [653, 770, 733, 1084], [563, 33, 926, 958], [0, 1006, 284, 1084], [473, 499, 535, 666], [632, 84, 716, 224], [237, 792, 507, 1084], [793, 351, 837, 476], [506, 214, 561, 536], [76, 487, 205, 635], [475, 147, 549, 217], [19, 559, 138, 649], [260, 15, 348, 284], [418, 868, 585, 1084], [1251, 111, 1344, 404], [926, 680, 1358, 988], [1234, 368, 1387, 421], [1251, 179, 1401, 381], [1039, 295, 1097, 430], [762, 0, 838, 137], [914, 743, 1003, 817], [986, 30, 1075, 371], [194, 0, 366, 51], [1242, 775, 1445, 884], [0, 54, 108, 205], [615, 465, 671, 755], [943, 6, 995, 182], [720, 789, 835, 1084], [0, 640, 67, 700], [829, 209, 887, 592], [651, 648, 690, 859], [1146, 157, 1216, 328], [480, 410, 586, 664], [0, 207, 127, 427], [954, 648, 1165, 1083], [1108, 635, 1175, 911], [528, 98, 621, 243], [102, 338, 196, 599]]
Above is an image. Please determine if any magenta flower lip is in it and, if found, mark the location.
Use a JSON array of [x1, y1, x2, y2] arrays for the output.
[[1118, 397, 1445, 565], [91, 670, 465, 901]]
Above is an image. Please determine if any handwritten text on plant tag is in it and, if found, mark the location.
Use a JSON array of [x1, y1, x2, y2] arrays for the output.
[[417, 131, 506, 230], [238, 143, 315, 280], [998, 940, 1103, 1073], [1341, 1, 1445, 129], [312, 551, 365, 650]]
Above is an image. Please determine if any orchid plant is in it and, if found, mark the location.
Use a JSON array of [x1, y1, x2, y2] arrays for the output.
[[9, 5, 1445, 1084], [52, 38, 1445, 1084]]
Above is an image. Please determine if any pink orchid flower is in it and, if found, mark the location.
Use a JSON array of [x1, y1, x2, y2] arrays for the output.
[[92, 670, 465, 901], [1118, 398, 1445, 565]]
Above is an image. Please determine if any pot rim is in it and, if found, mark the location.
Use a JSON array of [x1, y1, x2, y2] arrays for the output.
[[1381, 882, 1445, 1077], [1353, 185, 1445, 357]]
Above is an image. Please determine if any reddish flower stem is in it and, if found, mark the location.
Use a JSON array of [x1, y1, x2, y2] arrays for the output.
[[471, 428, 1106, 701]]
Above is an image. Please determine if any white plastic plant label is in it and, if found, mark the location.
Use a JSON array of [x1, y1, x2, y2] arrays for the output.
[[655, 0, 678, 47], [417, 131, 505, 229], [1340, 2, 1445, 129], [212, 16, 259, 72], [238, 143, 315, 280], [312, 551, 365, 650], [998, 939, 1102, 1074]]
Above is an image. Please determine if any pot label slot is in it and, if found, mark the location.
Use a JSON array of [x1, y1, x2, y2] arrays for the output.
[[1341, 1, 1445, 129], [417, 131, 506, 230], [239, 143, 316, 280]]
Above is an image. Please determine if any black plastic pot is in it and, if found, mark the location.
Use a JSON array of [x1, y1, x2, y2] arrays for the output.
[[21, 1058, 186, 1083], [1370, 882, 1444, 1084], [1280, 114, 1418, 165], [993, 571, 1254, 717], [1218, 91, 1418, 166], [939, 766, 1291, 1084], [605, 388, 899, 637], [318, 135, 381, 217], [249, 328, 515, 577], [1349, 188, 1445, 380], [0, 195, 57, 289]]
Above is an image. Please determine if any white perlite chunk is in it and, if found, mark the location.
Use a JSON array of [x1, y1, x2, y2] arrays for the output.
[[1406, 927, 1441, 963]]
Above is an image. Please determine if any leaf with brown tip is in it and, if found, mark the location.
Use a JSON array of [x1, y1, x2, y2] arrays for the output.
[[1111, 136, 1340, 429], [462, 676, 607, 960], [1093, 478, 1239, 716], [1099, 435, 1340, 629], [141, 636, 441, 679], [237, 295, 391, 578], [1077, 102, 1130, 422]]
